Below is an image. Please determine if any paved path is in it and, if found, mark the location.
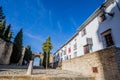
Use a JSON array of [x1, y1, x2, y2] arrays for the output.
[[0, 69, 82, 77], [0, 65, 82, 77], [32, 69, 82, 77]]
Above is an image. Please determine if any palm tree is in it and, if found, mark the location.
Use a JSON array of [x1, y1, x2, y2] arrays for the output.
[[42, 36, 53, 69]]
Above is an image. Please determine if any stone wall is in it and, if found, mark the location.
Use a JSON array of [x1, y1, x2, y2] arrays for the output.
[[62, 47, 120, 80], [49, 54, 54, 67], [0, 38, 13, 65], [115, 47, 120, 74]]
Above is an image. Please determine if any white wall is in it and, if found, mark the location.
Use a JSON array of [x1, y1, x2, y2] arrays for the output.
[[77, 17, 103, 53], [54, 1, 120, 63], [98, 1, 120, 48]]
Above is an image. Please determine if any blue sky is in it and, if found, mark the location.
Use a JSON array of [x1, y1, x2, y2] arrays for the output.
[[0, 0, 104, 66]]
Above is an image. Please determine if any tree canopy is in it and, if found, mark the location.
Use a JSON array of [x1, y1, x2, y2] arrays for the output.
[[0, 6, 32, 65], [10, 29, 23, 64], [42, 36, 53, 69], [0, 7, 12, 42], [23, 45, 32, 64], [0, 6, 5, 22]]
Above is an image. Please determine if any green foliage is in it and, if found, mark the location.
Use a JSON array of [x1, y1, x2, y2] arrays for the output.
[[42, 52, 50, 67], [4, 24, 12, 41], [10, 29, 23, 64], [43, 52, 46, 67], [42, 36, 53, 53], [7, 31, 12, 41], [42, 36, 53, 68], [0, 6, 5, 22], [0, 7, 6, 37], [0, 7, 12, 42], [23, 45, 32, 63], [0, 20, 5, 36]]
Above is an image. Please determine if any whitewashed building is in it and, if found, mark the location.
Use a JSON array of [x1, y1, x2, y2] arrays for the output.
[[54, 0, 120, 63]]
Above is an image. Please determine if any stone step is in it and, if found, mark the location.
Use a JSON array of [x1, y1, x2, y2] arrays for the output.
[[0, 75, 95, 80]]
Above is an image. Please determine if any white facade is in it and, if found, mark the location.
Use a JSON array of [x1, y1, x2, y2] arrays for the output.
[[54, 0, 120, 63]]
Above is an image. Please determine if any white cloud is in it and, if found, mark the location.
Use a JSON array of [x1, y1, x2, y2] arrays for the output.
[[36, 0, 47, 17], [24, 32, 45, 52], [24, 0, 47, 18], [70, 17, 77, 29], [57, 21, 62, 33], [25, 32, 42, 41], [49, 10, 53, 27]]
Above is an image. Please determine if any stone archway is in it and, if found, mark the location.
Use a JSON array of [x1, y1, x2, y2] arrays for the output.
[[26, 52, 43, 75], [32, 52, 43, 66], [26, 53, 54, 75]]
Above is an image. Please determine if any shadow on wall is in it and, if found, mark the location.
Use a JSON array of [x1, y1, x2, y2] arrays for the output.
[[96, 4, 120, 80], [98, 47, 120, 80], [0, 65, 28, 69], [97, 2, 120, 49]]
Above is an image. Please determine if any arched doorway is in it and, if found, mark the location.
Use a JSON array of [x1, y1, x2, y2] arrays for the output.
[[26, 53, 54, 75], [33, 57, 40, 66], [32, 52, 43, 67]]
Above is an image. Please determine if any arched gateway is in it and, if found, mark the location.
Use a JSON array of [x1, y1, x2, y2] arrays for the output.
[[32, 52, 43, 66], [26, 53, 54, 75]]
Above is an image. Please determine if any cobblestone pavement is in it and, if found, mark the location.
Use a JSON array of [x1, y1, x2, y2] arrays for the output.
[[0, 65, 82, 77]]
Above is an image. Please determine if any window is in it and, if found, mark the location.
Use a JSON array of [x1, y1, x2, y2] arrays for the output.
[[61, 50, 63, 55], [68, 47, 71, 53], [64, 56, 66, 60], [84, 44, 90, 54], [64, 56, 68, 60], [63, 48, 66, 55], [61, 58, 63, 62], [101, 29, 114, 47], [64, 50, 66, 55], [104, 33, 114, 47], [74, 39, 76, 41], [69, 55, 71, 59], [81, 28, 86, 36], [61, 53, 62, 56], [74, 43, 77, 50], [87, 38, 93, 45], [57, 53, 59, 57], [69, 43, 71, 45], [57, 54, 60, 61], [59, 53, 61, 57], [74, 52, 77, 58], [66, 56, 68, 60], [92, 67, 98, 73]]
